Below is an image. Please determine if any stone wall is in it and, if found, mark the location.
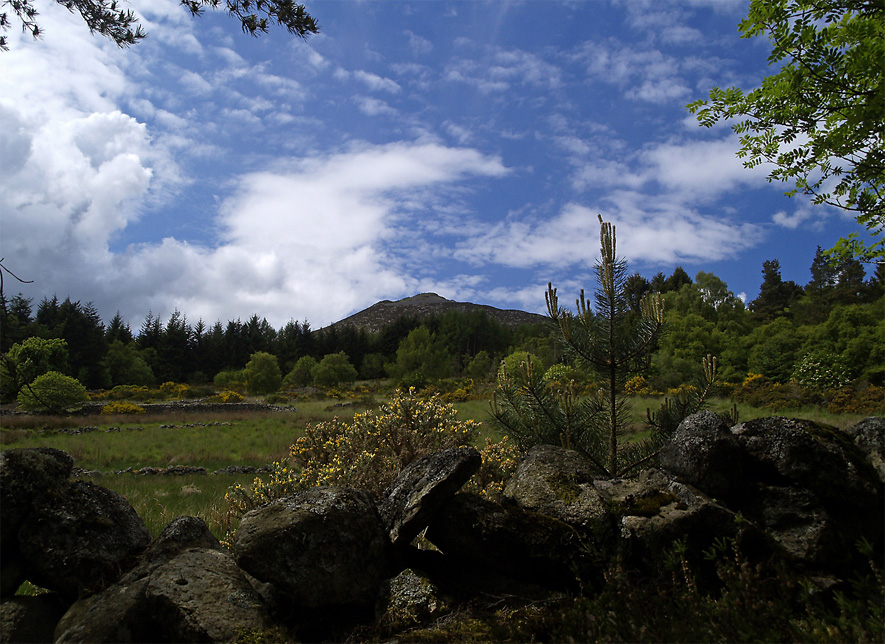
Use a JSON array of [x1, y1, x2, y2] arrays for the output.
[[1, 415, 882, 643]]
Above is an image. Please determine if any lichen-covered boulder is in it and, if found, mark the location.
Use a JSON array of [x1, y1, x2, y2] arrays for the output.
[[0, 447, 74, 598], [503, 444, 609, 529], [19, 480, 151, 600], [234, 487, 390, 609], [731, 416, 884, 559], [55, 517, 268, 643], [740, 484, 843, 569], [147, 548, 271, 642], [425, 493, 585, 589], [138, 515, 224, 569], [845, 416, 885, 483], [594, 469, 755, 572], [0, 595, 67, 644], [54, 577, 154, 643], [659, 410, 744, 501], [0, 447, 74, 545], [731, 417, 881, 510], [375, 568, 447, 634], [380, 446, 482, 547]]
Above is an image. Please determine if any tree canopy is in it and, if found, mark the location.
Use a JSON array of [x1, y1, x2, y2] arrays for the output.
[[1, 0, 318, 51], [687, 0, 884, 262]]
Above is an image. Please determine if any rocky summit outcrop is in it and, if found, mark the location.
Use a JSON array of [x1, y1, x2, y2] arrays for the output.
[[0, 415, 882, 643]]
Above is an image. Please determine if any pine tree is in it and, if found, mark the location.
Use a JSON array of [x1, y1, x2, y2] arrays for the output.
[[493, 217, 670, 477], [749, 259, 803, 321]]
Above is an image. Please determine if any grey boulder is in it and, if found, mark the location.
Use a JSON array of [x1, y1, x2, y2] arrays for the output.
[[234, 486, 390, 609]]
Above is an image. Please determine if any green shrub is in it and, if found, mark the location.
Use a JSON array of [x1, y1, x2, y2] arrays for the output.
[[311, 352, 358, 387], [466, 350, 494, 381], [101, 401, 146, 415], [1, 337, 69, 401], [391, 326, 452, 384], [283, 356, 317, 388], [244, 352, 282, 395], [17, 371, 88, 413], [498, 350, 541, 385], [214, 370, 246, 392]]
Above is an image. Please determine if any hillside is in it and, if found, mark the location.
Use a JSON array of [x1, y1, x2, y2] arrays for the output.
[[328, 293, 549, 334]]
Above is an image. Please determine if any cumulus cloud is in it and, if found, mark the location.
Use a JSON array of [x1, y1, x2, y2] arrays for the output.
[[3, 134, 509, 327]]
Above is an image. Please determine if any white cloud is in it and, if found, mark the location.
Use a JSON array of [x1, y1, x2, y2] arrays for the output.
[[639, 135, 769, 198], [576, 40, 690, 104], [445, 45, 562, 94], [771, 203, 836, 231], [455, 200, 762, 270], [335, 68, 402, 93], [406, 30, 433, 56], [2, 138, 509, 327], [357, 97, 399, 117]]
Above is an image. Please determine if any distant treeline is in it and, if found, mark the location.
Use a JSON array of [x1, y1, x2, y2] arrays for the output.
[[2, 247, 883, 392], [0, 295, 553, 390]]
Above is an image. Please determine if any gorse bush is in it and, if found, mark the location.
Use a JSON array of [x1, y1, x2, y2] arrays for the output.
[[103, 385, 153, 401], [208, 390, 245, 403], [828, 385, 885, 415], [463, 434, 521, 501], [624, 375, 661, 396], [159, 381, 191, 400], [225, 389, 515, 540], [16, 371, 88, 413], [730, 371, 884, 414], [293, 388, 477, 495], [100, 401, 146, 415]]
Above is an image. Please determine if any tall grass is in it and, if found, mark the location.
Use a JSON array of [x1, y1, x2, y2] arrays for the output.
[[88, 473, 256, 539]]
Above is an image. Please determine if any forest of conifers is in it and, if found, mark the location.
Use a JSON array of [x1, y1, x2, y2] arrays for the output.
[[1, 248, 882, 397]]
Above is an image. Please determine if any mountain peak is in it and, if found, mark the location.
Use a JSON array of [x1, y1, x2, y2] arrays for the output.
[[329, 294, 547, 334]]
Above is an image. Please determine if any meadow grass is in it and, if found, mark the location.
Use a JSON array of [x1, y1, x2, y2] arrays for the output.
[[85, 473, 256, 539], [0, 414, 300, 471]]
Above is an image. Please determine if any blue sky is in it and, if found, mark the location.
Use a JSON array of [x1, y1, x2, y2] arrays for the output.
[[0, 0, 871, 329]]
